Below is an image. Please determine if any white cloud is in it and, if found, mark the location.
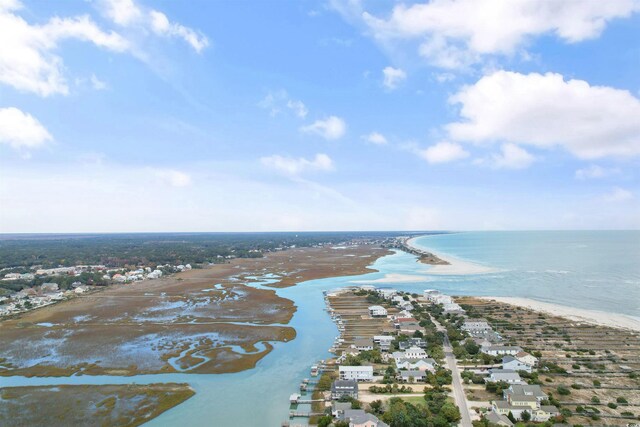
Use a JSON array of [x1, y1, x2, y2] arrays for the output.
[[382, 66, 406, 89], [603, 187, 634, 202], [418, 141, 469, 164], [0, 3, 129, 96], [101, 0, 142, 26], [300, 116, 346, 140], [258, 90, 307, 118], [362, 0, 640, 68], [151, 168, 192, 187], [261, 153, 334, 175], [447, 71, 640, 159], [575, 165, 620, 180], [101, 0, 208, 53], [90, 74, 107, 90], [0, 107, 52, 149], [489, 143, 536, 169], [363, 132, 387, 145]]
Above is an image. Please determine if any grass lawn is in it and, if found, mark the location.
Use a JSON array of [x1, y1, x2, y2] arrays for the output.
[[401, 396, 426, 407]]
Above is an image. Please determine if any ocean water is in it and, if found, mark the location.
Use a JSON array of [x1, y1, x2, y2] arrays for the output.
[[411, 231, 640, 317], [4, 231, 639, 426]]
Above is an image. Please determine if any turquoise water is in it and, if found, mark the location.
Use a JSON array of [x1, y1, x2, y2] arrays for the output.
[[4, 231, 639, 426], [411, 231, 640, 317]]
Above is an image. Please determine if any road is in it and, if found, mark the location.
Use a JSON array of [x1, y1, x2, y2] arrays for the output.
[[431, 315, 473, 427]]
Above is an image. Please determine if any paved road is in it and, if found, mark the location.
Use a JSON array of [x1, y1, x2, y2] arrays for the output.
[[431, 315, 473, 427]]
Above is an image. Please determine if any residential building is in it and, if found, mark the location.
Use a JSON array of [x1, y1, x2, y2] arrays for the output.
[[515, 351, 538, 367], [485, 411, 514, 426], [331, 380, 359, 400], [461, 319, 492, 335], [404, 346, 427, 359], [485, 369, 525, 384], [368, 305, 387, 317], [339, 366, 374, 382], [503, 384, 547, 402], [353, 338, 374, 352], [398, 370, 426, 382], [503, 355, 533, 373], [484, 345, 523, 356], [339, 409, 389, 427]]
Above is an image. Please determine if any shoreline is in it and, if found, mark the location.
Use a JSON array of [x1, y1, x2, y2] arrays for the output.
[[479, 296, 640, 332], [406, 236, 500, 275]]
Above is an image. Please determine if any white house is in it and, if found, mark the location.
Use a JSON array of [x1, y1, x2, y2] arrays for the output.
[[368, 305, 387, 317], [502, 356, 533, 373], [352, 338, 374, 352], [404, 346, 427, 359], [339, 365, 374, 382], [484, 345, 523, 356], [486, 369, 525, 384], [462, 319, 492, 334], [515, 351, 538, 367]]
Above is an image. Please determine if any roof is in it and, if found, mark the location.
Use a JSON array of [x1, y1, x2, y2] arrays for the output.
[[342, 409, 389, 427], [485, 411, 514, 426], [368, 305, 386, 310], [503, 356, 517, 363], [510, 395, 538, 402], [507, 384, 546, 397], [340, 365, 373, 372], [540, 405, 559, 414], [354, 338, 374, 346], [494, 401, 520, 410], [332, 402, 352, 412], [400, 370, 425, 377], [332, 380, 358, 391]]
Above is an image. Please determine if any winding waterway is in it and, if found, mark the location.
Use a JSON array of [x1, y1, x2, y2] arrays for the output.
[[4, 231, 639, 426]]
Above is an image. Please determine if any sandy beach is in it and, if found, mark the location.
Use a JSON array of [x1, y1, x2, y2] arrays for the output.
[[480, 296, 640, 333], [406, 237, 500, 275]]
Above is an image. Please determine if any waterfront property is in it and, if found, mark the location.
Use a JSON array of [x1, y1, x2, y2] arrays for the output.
[[330, 380, 359, 400], [368, 305, 387, 317], [339, 365, 374, 382]]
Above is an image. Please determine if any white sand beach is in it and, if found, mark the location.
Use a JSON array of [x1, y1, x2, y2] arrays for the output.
[[406, 237, 500, 275], [481, 296, 640, 333]]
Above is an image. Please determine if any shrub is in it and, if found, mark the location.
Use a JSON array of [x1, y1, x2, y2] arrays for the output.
[[557, 386, 571, 395], [608, 403, 618, 409], [593, 380, 601, 387], [591, 396, 600, 403], [617, 397, 628, 404]]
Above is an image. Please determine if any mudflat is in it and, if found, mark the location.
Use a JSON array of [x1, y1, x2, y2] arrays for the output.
[[0, 245, 389, 377], [0, 383, 195, 427]]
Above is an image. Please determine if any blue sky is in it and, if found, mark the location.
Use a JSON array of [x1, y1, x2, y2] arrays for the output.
[[1, 0, 639, 232]]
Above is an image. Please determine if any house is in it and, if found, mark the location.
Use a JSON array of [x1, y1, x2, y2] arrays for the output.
[[484, 345, 523, 356], [353, 338, 374, 352], [391, 296, 404, 304], [423, 289, 440, 300], [377, 289, 397, 300], [485, 410, 514, 426], [339, 409, 389, 427], [493, 401, 528, 420], [515, 351, 538, 367], [395, 358, 436, 372], [461, 319, 492, 335], [368, 305, 387, 317], [373, 335, 394, 351], [397, 322, 422, 334], [398, 370, 426, 382], [533, 406, 560, 422], [443, 302, 465, 314], [485, 369, 525, 384], [503, 355, 533, 373], [332, 402, 353, 418], [74, 285, 89, 294], [339, 366, 374, 382], [331, 380, 359, 400], [404, 346, 427, 359], [399, 338, 426, 350], [503, 384, 547, 402]]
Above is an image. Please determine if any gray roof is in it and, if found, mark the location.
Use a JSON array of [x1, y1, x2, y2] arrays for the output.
[[485, 411, 514, 426], [342, 409, 389, 427], [400, 370, 425, 378], [332, 380, 358, 392], [505, 384, 547, 398]]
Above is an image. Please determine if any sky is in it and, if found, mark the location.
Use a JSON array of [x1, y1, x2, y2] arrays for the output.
[[0, 0, 639, 232]]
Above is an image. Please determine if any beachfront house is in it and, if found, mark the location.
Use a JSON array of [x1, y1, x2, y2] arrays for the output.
[[377, 289, 397, 300], [339, 365, 374, 382], [502, 355, 533, 373], [486, 369, 525, 384], [368, 305, 387, 317], [331, 380, 359, 400]]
